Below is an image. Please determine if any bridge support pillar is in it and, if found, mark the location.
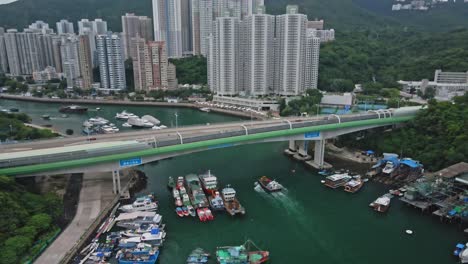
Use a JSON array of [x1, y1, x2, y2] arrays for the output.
[[284, 140, 298, 156], [112, 171, 117, 194], [291, 140, 312, 161], [116, 170, 122, 194], [314, 139, 326, 168]]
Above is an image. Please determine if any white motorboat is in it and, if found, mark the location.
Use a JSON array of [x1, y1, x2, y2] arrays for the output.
[[88, 117, 109, 126], [159, 125, 168, 129], [115, 110, 138, 120], [128, 117, 154, 128], [122, 123, 132, 128], [141, 115, 161, 126], [382, 161, 396, 174], [119, 195, 158, 213], [120, 229, 166, 246], [152, 126, 161, 130]]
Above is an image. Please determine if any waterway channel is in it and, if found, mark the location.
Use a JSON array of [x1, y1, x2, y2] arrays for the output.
[[1, 98, 464, 264]]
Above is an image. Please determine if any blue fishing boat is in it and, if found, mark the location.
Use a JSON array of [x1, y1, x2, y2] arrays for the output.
[[118, 244, 160, 264]]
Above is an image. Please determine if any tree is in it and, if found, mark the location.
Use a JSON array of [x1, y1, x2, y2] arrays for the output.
[[27, 214, 52, 233]]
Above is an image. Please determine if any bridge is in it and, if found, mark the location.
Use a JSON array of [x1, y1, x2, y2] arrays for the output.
[[0, 107, 420, 192]]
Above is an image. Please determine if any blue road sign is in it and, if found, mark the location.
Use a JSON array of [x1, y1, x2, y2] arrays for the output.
[[304, 131, 320, 138], [119, 157, 142, 167]]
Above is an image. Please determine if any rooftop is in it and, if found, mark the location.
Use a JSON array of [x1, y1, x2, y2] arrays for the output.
[[430, 162, 468, 179]]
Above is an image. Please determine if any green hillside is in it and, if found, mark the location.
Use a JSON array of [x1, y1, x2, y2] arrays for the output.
[[0, 0, 467, 31]]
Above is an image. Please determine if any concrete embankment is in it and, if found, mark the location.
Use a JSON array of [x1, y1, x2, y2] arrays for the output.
[[34, 171, 133, 264], [24, 123, 67, 137], [0, 94, 263, 120]]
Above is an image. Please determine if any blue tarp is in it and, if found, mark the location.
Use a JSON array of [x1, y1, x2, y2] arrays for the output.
[[366, 150, 375, 155], [400, 159, 422, 168]]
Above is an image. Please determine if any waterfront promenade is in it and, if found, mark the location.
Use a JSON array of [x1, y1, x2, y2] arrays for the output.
[[34, 172, 120, 264]]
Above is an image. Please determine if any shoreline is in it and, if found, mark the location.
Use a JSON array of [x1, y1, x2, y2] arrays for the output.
[[0, 94, 262, 120]]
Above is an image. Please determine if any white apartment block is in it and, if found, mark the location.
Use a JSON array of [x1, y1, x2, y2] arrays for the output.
[[210, 15, 240, 96], [192, 0, 213, 56], [153, 0, 186, 58], [0, 28, 7, 73], [96, 33, 126, 91], [56, 19, 74, 35], [242, 7, 275, 96], [274, 5, 308, 96], [208, 5, 321, 97], [121, 13, 153, 60], [60, 35, 81, 88], [304, 29, 320, 90]]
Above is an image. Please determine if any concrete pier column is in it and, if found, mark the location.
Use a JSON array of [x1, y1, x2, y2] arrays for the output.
[[116, 170, 122, 194], [297, 140, 309, 157], [288, 140, 297, 152], [111, 171, 117, 194], [314, 139, 326, 168]]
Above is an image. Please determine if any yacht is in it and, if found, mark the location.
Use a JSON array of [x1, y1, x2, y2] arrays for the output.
[[119, 195, 158, 213], [116, 213, 163, 230], [115, 110, 138, 120], [128, 117, 155, 128], [382, 161, 396, 174], [122, 123, 132, 128]]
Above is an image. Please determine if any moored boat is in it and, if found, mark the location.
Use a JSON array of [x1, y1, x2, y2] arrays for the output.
[[187, 248, 210, 264], [370, 194, 392, 213], [257, 176, 282, 193], [59, 105, 88, 113], [209, 191, 225, 211], [203, 208, 214, 221], [199, 107, 211, 113], [323, 173, 352, 189], [187, 205, 196, 217], [216, 240, 269, 264], [176, 207, 184, 217], [199, 170, 218, 196], [41, 114, 50, 120], [119, 195, 158, 213], [115, 110, 138, 120], [168, 176, 175, 189], [221, 186, 245, 216], [182, 206, 190, 216], [186, 174, 209, 209], [197, 208, 207, 222], [344, 178, 364, 193]]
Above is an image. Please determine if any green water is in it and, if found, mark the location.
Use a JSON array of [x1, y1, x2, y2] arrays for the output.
[[1, 99, 464, 264], [0, 99, 242, 135]]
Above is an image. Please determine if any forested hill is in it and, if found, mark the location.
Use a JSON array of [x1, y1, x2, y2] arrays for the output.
[[0, 0, 467, 32]]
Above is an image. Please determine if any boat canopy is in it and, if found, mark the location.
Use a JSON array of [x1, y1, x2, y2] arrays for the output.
[[400, 158, 422, 168], [115, 212, 156, 221]]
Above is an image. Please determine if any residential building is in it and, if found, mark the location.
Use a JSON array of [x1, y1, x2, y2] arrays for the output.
[[60, 35, 81, 88], [32, 66, 60, 83], [78, 19, 94, 35], [274, 5, 308, 96], [153, 0, 192, 57], [208, 5, 321, 97], [121, 13, 153, 59], [4, 29, 21, 75], [29, 21, 54, 34], [78, 34, 94, 89], [304, 29, 320, 90], [0, 28, 8, 73], [310, 28, 335, 43], [242, 6, 275, 96], [56, 19, 74, 34], [96, 33, 126, 91], [93, 19, 108, 35], [213, 94, 279, 111], [51, 35, 63, 72], [167, 62, 178, 89], [320, 92, 355, 107], [398, 70, 468, 101], [307, 19, 324, 30], [192, 0, 213, 56], [209, 14, 240, 95], [132, 38, 177, 91]]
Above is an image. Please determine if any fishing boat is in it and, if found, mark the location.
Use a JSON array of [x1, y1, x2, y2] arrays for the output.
[[209, 191, 225, 211], [216, 240, 269, 264], [176, 176, 185, 190], [344, 178, 364, 193], [180, 186, 187, 195], [186, 174, 209, 209], [199, 107, 211, 113], [257, 176, 282, 193], [221, 186, 245, 216], [59, 105, 88, 113], [187, 248, 210, 264], [369, 194, 392, 213], [175, 196, 183, 207], [117, 243, 160, 264], [197, 208, 207, 222], [382, 161, 396, 174], [176, 207, 185, 217], [187, 205, 196, 217], [41, 115, 51, 120], [182, 206, 190, 216], [167, 176, 175, 189], [119, 195, 158, 213], [182, 193, 191, 206], [204, 208, 214, 221], [323, 173, 352, 189], [199, 170, 218, 196]]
